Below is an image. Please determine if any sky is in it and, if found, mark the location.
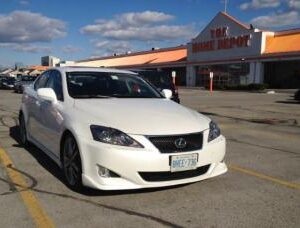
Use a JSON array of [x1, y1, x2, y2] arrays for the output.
[[0, 0, 300, 67]]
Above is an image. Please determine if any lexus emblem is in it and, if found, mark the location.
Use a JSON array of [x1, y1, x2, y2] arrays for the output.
[[174, 138, 187, 149]]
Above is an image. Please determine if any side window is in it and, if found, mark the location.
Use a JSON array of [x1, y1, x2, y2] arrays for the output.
[[46, 70, 64, 101], [34, 72, 50, 90]]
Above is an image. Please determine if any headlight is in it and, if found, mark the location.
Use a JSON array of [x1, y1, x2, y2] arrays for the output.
[[208, 121, 221, 142], [90, 125, 143, 148]]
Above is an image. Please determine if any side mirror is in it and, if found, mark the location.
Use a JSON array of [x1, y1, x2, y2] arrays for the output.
[[162, 89, 172, 99], [37, 88, 57, 104]]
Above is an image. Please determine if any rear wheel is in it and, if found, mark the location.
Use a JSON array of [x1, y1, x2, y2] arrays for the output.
[[19, 114, 30, 147], [62, 135, 83, 190]]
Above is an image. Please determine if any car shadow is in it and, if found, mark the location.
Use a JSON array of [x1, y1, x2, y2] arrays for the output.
[[9, 125, 65, 184], [276, 100, 300, 104], [9, 125, 189, 196]]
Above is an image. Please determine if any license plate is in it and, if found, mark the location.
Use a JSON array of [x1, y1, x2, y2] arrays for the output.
[[170, 154, 198, 172]]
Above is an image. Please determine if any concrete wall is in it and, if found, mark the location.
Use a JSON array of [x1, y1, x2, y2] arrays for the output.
[[248, 62, 264, 84], [186, 12, 265, 86], [186, 66, 196, 86], [187, 13, 263, 63]]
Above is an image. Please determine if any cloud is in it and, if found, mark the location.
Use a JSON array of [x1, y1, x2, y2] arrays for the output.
[[240, 0, 281, 10], [117, 11, 174, 26], [81, 11, 195, 57], [0, 10, 66, 43], [19, 0, 29, 5], [81, 11, 195, 42], [0, 43, 51, 53], [61, 45, 82, 53], [250, 10, 300, 27], [82, 11, 174, 36], [288, 0, 300, 9], [92, 40, 132, 55], [94, 24, 194, 41]]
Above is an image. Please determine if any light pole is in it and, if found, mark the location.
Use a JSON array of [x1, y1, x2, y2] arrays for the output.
[[224, 0, 228, 13]]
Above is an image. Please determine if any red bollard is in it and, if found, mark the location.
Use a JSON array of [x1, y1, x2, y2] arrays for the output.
[[209, 72, 213, 95]]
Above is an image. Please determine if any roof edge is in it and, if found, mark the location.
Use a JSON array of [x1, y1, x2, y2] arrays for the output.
[[220, 11, 250, 30], [77, 45, 187, 63], [274, 28, 300, 37]]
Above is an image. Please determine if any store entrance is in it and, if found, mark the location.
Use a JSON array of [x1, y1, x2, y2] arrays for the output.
[[264, 60, 300, 88], [195, 63, 250, 88]]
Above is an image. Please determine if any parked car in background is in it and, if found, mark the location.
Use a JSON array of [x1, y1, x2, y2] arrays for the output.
[[0, 76, 5, 88], [131, 69, 180, 103], [19, 67, 226, 191], [0, 77, 16, 89], [14, 75, 36, 93]]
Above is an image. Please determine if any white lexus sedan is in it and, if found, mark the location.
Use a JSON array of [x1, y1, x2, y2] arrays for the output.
[[19, 67, 227, 190]]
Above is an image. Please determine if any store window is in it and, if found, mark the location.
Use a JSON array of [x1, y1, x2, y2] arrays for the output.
[[195, 63, 250, 88]]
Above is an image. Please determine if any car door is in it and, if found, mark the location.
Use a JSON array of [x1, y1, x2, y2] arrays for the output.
[[27, 72, 50, 144], [39, 70, 64, 157]]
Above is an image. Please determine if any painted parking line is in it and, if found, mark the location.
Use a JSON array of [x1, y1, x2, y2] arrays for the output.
[[0, 146, 55, 228], [229, 164, 300, 191]]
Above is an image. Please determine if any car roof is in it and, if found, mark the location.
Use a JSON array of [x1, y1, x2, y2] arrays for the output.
[[52, 66, 137, 75]]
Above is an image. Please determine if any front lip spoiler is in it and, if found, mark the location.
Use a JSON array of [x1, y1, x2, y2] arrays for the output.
[[81, 162, 228, 190]]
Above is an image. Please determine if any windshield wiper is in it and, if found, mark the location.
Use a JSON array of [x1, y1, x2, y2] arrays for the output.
[[72, 95, 112, 99]]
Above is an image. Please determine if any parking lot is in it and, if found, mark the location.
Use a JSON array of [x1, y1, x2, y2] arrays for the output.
[[0, 88, 299, 228]]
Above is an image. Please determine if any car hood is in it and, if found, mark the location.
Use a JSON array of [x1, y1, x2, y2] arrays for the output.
[[73, 98, 210, 135]]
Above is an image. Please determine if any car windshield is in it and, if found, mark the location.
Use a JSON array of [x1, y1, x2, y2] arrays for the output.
[[21, 76, 35, 81], [66, 72, 163, 99]]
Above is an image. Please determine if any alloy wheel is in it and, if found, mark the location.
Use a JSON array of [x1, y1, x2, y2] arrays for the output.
[[63, 136, 82, 188]]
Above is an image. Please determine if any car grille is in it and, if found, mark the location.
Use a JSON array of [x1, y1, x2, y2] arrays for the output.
[[148, 132, 203, 153], [139, 165, 210, 182]]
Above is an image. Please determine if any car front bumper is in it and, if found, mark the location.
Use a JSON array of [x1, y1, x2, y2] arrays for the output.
[[77, 134, 227, 190]]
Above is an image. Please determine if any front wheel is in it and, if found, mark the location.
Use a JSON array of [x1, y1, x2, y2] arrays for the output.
[[62, 135, 83, 190]]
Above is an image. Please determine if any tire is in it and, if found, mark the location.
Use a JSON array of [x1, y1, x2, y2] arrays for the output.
[[62, 135, 83, 190], [19, 114, 30, 147]]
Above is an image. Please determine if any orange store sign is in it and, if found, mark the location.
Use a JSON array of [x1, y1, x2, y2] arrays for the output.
[[192, 27, 251, 53]]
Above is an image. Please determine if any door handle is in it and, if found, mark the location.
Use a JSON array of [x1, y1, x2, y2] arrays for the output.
[[35, 100, 40, 107]]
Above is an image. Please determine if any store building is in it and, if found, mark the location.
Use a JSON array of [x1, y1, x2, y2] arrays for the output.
[[75, 12, 300, 88], [76, 46, 188, 85], [41, 56, 61, 67]]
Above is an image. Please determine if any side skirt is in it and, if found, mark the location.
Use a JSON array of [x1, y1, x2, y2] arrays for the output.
[[27, 134, 62, 168]]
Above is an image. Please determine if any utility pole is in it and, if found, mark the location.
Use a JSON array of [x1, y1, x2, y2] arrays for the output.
[[224, 0, 228, 13]]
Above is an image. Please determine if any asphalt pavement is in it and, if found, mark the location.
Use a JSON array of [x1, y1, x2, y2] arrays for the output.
[[0, 89, 299, 228]]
